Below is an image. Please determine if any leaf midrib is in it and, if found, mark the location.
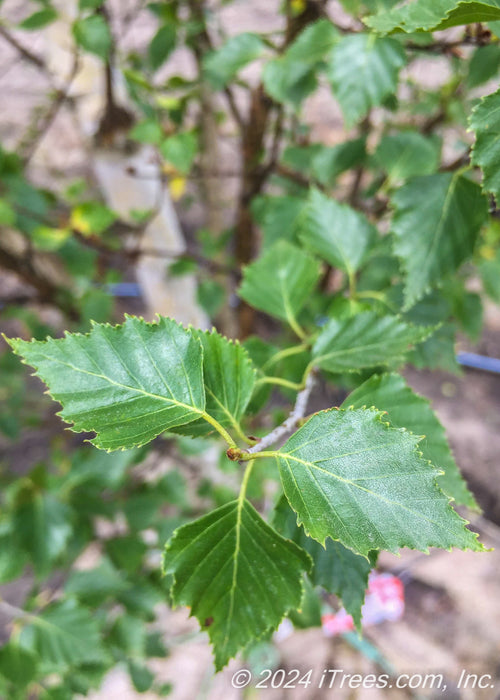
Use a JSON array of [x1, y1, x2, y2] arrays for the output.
[[33, 352, 204, 416], [277, 451, 459, 538]]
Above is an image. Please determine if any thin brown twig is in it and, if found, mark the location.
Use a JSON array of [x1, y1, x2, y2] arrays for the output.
[[0, 24, 48, 72], [21, 51, 80, 163]]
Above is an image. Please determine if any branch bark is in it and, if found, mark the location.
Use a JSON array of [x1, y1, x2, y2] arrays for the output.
[[246, 369, 317, 455]]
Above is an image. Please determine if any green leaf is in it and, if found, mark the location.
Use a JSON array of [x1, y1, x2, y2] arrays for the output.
[[72, 15, 112, 59], [479, 248, 500, 301], [65, 557, 129, 604], [70, 201, 116, 236], [20, 600, 105, 669], [284, 19, 339, 64], [197, 278, 226, 318], [262, 59, 317, 108], [0, 532, 27, 583], [342, 373, 477, 508], [6, 316, 207, 451], [0, 199, 16, 225], [238, 241, 321, 332], [19, 8, 58, 30], [262, 20, 338, 108], [251, 195, 305, 249], [374, 132, 441, 182], [408, 323, 459, 373], [173, 329, 256, 438], [467, 44, 500, 87], [105, 535, 147, 573], [365, 0, 500, 34], [391, 173, 488, 308], [129, 119, 164, 145], [274, 497, 372, 627], [287, 577, 322, 629], [160, 131, 198, 174], [14, 493, 72, 574], [163, 499, 311, 670], [326, 34, 406, 126], [128, 660, 154, 692], [203, 33, 265, 89], [0, 643, 38, 687], [312, 311, 429, 373], [298, 188, 376, 277], [470, 88, 500, 205], [311, 137, 367, 186], [275, 408, 484, 556], [149, 23, 176, 70]]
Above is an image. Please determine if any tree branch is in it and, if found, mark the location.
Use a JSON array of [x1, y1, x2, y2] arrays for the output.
[[0, 25, 48, 72], [246, 369, 317, 455]]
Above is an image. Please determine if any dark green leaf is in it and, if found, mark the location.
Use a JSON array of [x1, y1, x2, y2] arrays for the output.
[[128, 660, 154, 692], [0, 643, 38, 687], [19, 8, 57, 30], [274, 497, 372, 627], [149, 23, 176, 70], [391, 174, 488, 308], [14, 493, 72, 574], [467, 44, 500, 87], [163, 500, 311, 669]]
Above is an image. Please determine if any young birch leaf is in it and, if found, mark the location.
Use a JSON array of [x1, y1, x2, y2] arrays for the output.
[[326, 34, 406, 126], [238, 241, 321, 331], [275, 408, 484, 556], [173, 329, 256, 438], [299, 188, 376, 277], [391, 173, 488, 309], [342, 373, 477, 509], [312, 311, 429, 373], [274, 496, 373, 628], [6, 316, 206, 451], [203, 33, 265, 89], [470, 88, 500, 205], [365, 0, 500, 34], [163, 499, 311, 670]]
